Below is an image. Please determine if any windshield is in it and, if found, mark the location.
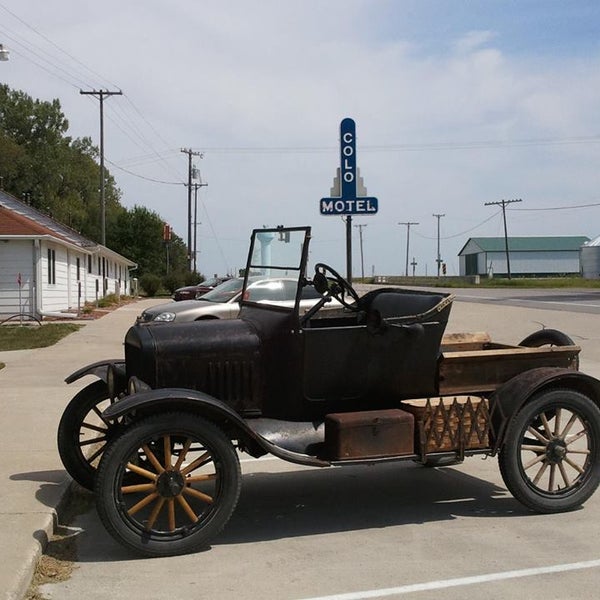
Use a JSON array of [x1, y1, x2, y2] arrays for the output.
[[200, 277, 222, 287], [200, 278, 244, 303], [242, 227, 311, 310]]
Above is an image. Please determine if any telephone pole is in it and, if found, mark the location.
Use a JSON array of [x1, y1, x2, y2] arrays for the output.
[[484, 198, 522, 279], [181, 148, 203, 271], [433, 213, 445, 277], [354, 223, 367, 279], [398, 222, 419, 277], [80, 89, 122, 246]]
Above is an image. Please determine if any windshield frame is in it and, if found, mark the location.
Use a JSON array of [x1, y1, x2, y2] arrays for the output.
[[242, 226, 311, 315]]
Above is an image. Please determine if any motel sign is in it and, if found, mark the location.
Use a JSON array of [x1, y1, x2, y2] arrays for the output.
[[320, 118, 378, 216]]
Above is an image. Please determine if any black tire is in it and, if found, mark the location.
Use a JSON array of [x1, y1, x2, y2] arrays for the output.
[[519, 329, 575, 348], [57, 380, 120, 490], [499, 389, 600, 513], [95, 412, 241, 557]]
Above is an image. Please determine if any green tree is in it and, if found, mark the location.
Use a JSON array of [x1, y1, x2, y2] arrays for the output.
[[108, 205, 188, 278], [0, 84, 120, 241]]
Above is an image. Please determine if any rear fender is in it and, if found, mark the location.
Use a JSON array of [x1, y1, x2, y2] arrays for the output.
[[102, 388, 330, 468], [490, 367, 600, 452], [64, 359, 125, 384]]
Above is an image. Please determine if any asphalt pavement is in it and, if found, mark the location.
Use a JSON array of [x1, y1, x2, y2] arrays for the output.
[[1, 292, 600, 599], [0, 299, 163, 600]]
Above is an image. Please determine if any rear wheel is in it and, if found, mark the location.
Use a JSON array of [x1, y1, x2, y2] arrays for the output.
[[95, 412, 241, 557], [499, 389, 600, 512], [57, 380, 121, 490]]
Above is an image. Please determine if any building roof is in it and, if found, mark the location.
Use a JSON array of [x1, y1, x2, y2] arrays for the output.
[[459, 236, 590, 255], [0, 191, 135, 265], [583, 235, 600, 248]]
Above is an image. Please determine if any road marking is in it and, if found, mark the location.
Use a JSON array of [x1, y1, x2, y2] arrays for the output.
[[297, 559, 600, 600]]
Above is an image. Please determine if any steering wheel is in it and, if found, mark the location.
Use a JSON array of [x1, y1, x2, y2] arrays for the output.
[[313, 263, 359, 310]]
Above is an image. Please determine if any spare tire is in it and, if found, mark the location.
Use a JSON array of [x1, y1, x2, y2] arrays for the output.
[[519, 329, 575, 348], [519, 329, 578, 370]]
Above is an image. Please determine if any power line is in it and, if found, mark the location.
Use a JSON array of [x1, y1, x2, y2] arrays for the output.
[[509, 201, 600, 211], [105, 159, 183, 185]]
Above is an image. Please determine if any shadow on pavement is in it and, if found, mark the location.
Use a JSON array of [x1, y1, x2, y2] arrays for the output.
[[63, 461, 535, 563]]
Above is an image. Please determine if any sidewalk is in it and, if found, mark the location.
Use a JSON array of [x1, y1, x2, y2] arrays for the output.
[[0, 299, 163, 600]]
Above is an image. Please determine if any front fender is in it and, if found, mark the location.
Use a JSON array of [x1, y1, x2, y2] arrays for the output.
[[65, 359, 125, 384], [102, 388, 330, 468], [490, 367, 600, 452]]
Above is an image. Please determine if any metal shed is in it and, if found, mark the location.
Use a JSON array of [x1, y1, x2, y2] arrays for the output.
[[581, 236, 600, 279], [458, 236, 590, 278]]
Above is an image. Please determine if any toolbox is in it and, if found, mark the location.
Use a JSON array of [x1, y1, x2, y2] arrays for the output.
[[325, 409, 415, 460]]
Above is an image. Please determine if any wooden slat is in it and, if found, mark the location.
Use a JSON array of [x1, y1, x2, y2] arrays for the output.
[[440, 331, 491, 352], [439, 345, 580, 395]]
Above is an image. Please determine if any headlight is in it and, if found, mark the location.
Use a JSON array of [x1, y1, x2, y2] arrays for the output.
[[153, 312, 176, 322], [107, 363, 127, 399]]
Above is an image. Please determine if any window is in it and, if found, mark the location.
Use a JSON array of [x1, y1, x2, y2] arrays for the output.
[[76, 257, 81, 281], [47, 248, 56, 284], [88, 255, 92, 274]]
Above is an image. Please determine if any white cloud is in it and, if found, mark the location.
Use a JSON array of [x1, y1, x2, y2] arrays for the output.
[[1, 1, 599, 276]]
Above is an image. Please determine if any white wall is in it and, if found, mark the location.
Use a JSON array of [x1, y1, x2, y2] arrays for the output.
[[0, 239, 35, 316]]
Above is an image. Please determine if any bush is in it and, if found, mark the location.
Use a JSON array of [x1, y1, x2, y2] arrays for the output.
[[140, 274, 162, 297], [163, 273, 185, 294], [183, 271, 205, 286]]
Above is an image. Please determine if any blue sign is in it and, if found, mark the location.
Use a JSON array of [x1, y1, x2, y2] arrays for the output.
[[340, 117, 357, 200], [320, 117, 378, 216]]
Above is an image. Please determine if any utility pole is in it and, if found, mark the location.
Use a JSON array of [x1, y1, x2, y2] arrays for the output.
[[411, 257, 417, 277], [80, 89, 122, 246], [398, 222, 419, 277], [484, 198, 522, 280], [433, 213, 445, 277], [354, 223, 367, 280], [181, 148, 202, 271]]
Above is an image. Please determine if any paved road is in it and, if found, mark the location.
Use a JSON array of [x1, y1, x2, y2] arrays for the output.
[[418, 287, 600, 315], [35, 296, 600, 600]]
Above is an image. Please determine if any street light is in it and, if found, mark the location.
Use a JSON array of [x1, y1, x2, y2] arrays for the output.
[[0, 44, 10, 61]]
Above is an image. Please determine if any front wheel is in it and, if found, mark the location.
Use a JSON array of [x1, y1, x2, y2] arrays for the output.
[[499, 389, 600, 513], [95, 412, 241, 557]]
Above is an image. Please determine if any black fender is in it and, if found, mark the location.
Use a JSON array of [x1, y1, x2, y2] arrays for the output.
[[490, 367, 600, 452], [102, 387, 331, 468], [64, 359, 125, 385]]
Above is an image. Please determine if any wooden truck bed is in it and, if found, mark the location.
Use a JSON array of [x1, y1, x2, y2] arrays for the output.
[[438, 332, 580, 395]]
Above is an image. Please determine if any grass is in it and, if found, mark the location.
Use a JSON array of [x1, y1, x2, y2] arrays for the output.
[[0, 323, 82, 351]]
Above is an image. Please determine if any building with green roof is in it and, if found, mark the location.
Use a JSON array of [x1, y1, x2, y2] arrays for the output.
[[458, 236, 590, 277]]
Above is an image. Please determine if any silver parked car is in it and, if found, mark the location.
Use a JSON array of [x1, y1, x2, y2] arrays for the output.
[[137, 276, 339, 323]]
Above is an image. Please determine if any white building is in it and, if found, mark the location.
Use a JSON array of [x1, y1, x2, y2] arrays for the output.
[[458, 236, 589, 278], [0, 191, 136, 319]]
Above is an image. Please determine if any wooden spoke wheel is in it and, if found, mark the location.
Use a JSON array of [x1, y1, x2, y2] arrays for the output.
[[95, 412, 241, 557], [499, 389, 600, 513], [57, 380, 121, 490]]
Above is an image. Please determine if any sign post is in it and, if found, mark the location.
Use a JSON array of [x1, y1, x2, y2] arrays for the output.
[[320, 118, 378, 281]]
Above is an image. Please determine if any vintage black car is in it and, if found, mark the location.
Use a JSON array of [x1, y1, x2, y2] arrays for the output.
[[58, 225, 600, 557]]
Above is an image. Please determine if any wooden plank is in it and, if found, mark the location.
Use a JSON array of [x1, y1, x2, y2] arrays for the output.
[[440, 331, 491, 352], [438, 345, 580, 395]]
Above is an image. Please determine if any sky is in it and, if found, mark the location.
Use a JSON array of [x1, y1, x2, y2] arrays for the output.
[[1, 0, 600, 278]]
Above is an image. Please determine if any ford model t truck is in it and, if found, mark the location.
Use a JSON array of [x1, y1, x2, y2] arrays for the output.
[[58, 225, 600, 556]]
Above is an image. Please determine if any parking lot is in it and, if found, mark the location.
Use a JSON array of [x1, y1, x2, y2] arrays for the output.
[[35, 294, 600, 600]]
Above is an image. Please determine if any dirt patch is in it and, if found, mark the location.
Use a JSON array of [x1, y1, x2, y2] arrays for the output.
[[25, 486, 94, 600]]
